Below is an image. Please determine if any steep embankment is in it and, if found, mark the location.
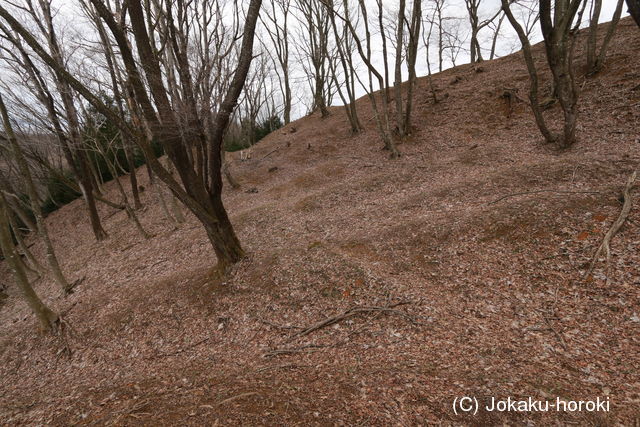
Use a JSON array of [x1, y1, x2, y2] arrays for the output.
[[1, 17, 639, 424]]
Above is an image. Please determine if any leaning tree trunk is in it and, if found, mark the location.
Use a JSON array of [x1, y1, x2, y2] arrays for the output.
[[0, 93, 72, 294], [0, 194, 58, 332], [39, 0, 108, 241], [592, 0, 625, 73], [586, 0, 603, 72]]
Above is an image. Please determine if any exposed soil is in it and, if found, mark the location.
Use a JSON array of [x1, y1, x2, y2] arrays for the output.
[[1, 18, 639, 425]]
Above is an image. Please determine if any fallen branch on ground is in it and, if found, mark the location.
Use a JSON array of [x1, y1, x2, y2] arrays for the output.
[[255, 363, 310, 373], [216, 392, 260, 406], [488, 189, 601, 205], [289, 300, 416, 341], [583, 170, 637, 282], [261, 148, 279, 160]]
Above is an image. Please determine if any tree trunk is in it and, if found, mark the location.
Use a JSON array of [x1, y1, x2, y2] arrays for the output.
[[586, 0, 602, 72], [502, 0, 557, 144], [78, 154, 108, 241], [394, 0, 406, 137], [124, 138, 142, 209], [404, 0, 421, 133], [0, 194, 58, 332], [7, 211, 44, 275], [201, 193, 245, 273], [627, 0, 640, 27], [540, 0, 582, 148], [592, 0, 625, 73], [0, 93, 72, 294]]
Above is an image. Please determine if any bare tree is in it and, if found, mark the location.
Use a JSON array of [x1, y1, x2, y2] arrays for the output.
[[586, 0, 625, 74], [464, 0, 502, 63], [539, 0, 583, 147], [488, 10, 506, 60], [296, 0, 332, 117], [37, 0, 109, 240], [0, 0, 264, 271], [393, 0, 407, 138], [0, 10, 109, 242], [261, 0, 293, 124], [325, 0, 363, 133], [339, 0, 399, 157], [0, 92, 72, 294], [441, 16, 466, 67], [502, 0, 583, 148], [430, 0, 447, 72], [403, 0, 422, 133], [422, 2, 441, 103]]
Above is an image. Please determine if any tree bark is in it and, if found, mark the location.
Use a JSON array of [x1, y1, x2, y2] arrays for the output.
[[586, 0, 603, 72], [591, 0, 625, 74], [393, 0, 406, 137], [540, 0, 582, 148], [0, 194, 58, 332], [38, 0, 108, 240], [404, 0, 422, 134], [627, 0, 640, 27]]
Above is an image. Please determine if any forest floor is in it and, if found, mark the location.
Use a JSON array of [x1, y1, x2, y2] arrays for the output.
[[1, 17, 639, 426]]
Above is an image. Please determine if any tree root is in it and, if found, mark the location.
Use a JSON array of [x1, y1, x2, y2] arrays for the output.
[[584, 170, 637, 282]]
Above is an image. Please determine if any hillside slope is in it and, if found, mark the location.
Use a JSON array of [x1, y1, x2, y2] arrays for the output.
[[1, 17, 639, 424]]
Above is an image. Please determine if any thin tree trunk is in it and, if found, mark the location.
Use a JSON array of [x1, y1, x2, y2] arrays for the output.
[[123, 138, 142, 209], [490, 13, 506, 60], [592, 0, 625, 73], [586, 0, 603, 72], [0, 93, 72, 294], [221, 148, 240, 190], [377, 0, 391, 100], [100, 146, 150, 239], [0, 194, 58, 332], [404, 0, 421, 133], [394, 0, 406, 137], [7, 211, 44, 276]]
